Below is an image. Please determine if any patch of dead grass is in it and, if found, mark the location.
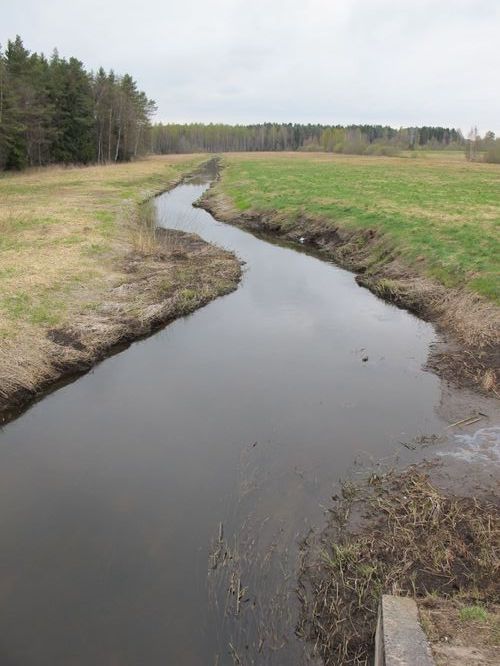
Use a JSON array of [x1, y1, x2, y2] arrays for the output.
[[297, 467, 500, 665], [0, 155, 204, 338]]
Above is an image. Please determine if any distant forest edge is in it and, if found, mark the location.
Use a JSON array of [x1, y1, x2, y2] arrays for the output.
[[152, 123, 463, 155], [1, 36, 499, 171], [151, 124, 500, 162], [0, 36, 156, 170]]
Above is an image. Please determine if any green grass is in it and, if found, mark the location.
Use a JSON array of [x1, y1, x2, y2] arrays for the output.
[[95, 211, 116, 237], [459, 605, 489, 622], [220, 153, 500, 302], [1, 291, 63, 326]]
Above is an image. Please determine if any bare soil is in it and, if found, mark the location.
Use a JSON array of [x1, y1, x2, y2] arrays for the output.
[[200, 186, 499, 397], [419, 597, 500, 665]]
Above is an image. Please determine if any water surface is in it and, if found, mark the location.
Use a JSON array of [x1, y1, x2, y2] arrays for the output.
[[0, 171, 452, 664]]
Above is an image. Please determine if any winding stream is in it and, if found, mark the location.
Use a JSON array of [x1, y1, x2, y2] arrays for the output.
[[0, 169, 485, 664]]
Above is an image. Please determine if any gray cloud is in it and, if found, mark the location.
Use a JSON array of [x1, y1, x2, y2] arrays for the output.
[[1, 0, 499, 133]]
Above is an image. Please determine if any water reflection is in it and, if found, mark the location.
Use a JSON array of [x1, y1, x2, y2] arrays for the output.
[[0, 172, 448, 665]]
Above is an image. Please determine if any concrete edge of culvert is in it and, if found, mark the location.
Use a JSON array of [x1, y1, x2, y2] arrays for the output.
[[375, 595, 435, 666]]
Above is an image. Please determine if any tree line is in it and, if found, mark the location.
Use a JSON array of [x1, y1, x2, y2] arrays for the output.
[[0, 36, 156, 170], [151, 122, 465, 156], [2, 35, 496, 168]]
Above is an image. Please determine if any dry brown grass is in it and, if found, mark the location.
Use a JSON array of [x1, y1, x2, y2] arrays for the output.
[[0, 155, 204, 337], [297, 468, 500, 665]]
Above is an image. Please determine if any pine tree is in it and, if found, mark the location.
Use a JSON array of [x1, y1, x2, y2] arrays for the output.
[[2, 36, 32, 169], [0, 35, 156, 170], [49, 55, 94, 163]]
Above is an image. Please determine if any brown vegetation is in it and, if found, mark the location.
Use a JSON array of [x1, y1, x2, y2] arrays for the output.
[[297, 467, 500, 665]]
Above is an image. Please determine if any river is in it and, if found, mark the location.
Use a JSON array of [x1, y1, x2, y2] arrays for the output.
[[0, 168, 490, 664]]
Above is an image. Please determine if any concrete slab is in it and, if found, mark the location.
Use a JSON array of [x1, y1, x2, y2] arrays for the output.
[[375, 594, 435, 665]]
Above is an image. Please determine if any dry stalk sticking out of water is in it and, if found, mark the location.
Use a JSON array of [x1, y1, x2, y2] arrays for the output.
[[207, 442, 308, 665], [297, 467, 500, 665]]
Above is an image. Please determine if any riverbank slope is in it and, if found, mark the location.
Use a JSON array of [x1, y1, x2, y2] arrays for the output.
[[202, 152, 499, 394], [0, 156, 241, 423]]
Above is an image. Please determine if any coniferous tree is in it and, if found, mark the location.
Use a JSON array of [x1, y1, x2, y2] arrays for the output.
[[2, 36, 31, 169], [49, 55, 95, 163], [0, 35, 156, 170]]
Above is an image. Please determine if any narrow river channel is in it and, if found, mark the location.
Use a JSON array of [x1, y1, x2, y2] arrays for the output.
[[0, 168, 478, 664]]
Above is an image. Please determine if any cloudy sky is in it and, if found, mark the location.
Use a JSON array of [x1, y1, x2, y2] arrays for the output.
[[2, 0, 499, 133]]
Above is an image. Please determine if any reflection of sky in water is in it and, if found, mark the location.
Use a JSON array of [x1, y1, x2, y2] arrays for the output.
[[0, 178, 484, 665], [439, 426, 500, 464]]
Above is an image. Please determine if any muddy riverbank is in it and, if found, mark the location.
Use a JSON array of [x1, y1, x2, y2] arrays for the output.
[[200, 182, 499, 397], [297, 453, 500, 664]]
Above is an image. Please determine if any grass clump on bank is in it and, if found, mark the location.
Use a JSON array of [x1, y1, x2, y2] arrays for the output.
[[458, 604, 489, 622], [297, 467, 499, 665], [219, 152, 500, 303]]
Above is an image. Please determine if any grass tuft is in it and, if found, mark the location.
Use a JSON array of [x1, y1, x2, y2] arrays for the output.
[[459, 605, 489, 622]]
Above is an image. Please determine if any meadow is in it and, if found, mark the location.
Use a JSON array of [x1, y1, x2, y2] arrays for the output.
[[0, 154, 204, 341], [220, 152, 500, 302]]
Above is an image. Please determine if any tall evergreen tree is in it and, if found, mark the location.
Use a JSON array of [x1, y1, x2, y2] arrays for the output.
[[49, 55, 95, 163], [0, 35, 156, 170], [2, 36, 31, 169]]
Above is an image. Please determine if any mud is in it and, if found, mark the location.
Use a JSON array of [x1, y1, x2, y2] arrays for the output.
[[297, 459, 500, 665]]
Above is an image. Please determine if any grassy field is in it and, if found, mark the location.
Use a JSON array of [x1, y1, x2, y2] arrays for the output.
[[219, 152, 500, 302], [0, 155, 204, 340]]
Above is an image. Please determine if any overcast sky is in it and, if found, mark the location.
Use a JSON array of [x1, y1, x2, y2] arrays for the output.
[[1, 0, 499, 133]]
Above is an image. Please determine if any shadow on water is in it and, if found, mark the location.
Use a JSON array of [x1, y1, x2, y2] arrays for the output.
[[0, 166, 494, 664]]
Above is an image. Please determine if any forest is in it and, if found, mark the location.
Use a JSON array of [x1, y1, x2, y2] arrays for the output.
[[151, 122, 465, 155], [0, 36, 156, 170]]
